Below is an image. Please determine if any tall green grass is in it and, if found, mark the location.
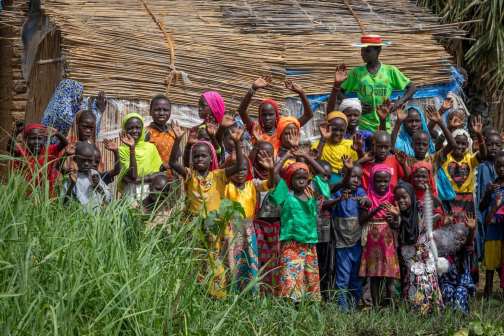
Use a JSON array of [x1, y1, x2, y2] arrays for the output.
[[1, 158, 504, 335]]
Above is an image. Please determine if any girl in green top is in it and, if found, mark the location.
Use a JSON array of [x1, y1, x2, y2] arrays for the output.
[[338, 36, 417, 133], [268, 151, 330, 301]]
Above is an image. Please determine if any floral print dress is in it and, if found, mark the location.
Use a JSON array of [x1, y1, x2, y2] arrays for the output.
[[400, 208, 444, 313]]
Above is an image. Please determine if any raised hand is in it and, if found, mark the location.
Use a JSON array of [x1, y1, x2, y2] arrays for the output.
[[395, 102, 407, 123], [286, 128, 300, 148], [471, 115, 483, 135], [309, 148, 319, 159], [220, 110, 239, 129], [205, 114, 217, 135], [395, 151, 407, 165], [351, 133, 364, 152], [257, 150, 275, 170], [426, 105, 442, 124], [170, 120, 185, 140], [444, 211, 455, 226], [252, 124, 263, 143], [187, 128, 199, 145], [119, 130, 136, 149], [95, 91, 107, 113], [440, 97, 453, 113], [252, 75, 273, 91], [361, 102, 373, 115], [448, 112, 466, 131], [65, 142, 78, 155], [103, 138, 118, 151], [342, 154, 353, 170], [229, 125, 246, 142], [486, 182, 500, 195], [463, 212, 476, 230], [334, 63, 348, 86], [318, 122, 332, 141], [69, 171, 78, 184], [43, 126, 58, 138], [376, 98, 391, 122], [14, 119, 25, 135], [385, 202, 400, 216], [228, 149, 237, 164], [284, 79, 303, 94]]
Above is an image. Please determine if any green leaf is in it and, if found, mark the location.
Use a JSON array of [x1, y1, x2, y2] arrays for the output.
[[469, 320, 483, 335], [453, 328, 468, 336]]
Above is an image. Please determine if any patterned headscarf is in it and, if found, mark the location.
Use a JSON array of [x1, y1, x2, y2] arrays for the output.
[[258, 99, 280, 128], [201, 91, 225, 124], [368, 164, 394, 219], [283, 162, 309, 190], [190, 140, 220, 171]]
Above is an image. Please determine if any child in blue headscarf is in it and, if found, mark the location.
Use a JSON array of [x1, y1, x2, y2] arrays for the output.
[[391, 106, 435, 157], [41, 79, 107, 144]]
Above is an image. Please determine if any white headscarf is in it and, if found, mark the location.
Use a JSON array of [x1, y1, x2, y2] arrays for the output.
[[445, 128, 473, 154], [339, 98, 362, 114]]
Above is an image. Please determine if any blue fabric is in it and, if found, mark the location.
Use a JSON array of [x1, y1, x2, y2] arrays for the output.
[[344, 130, 373, 153], [330, 173, 342, 184], [441, 285, 471, 315], [475, 163, 497, 257], [395, 106, 435, 156], [41, 79, 102, 144], [331, 188, 367, 219], [488, 186, 504, 241], [437, 167, 456, 201], [335, 241, 364, 311]]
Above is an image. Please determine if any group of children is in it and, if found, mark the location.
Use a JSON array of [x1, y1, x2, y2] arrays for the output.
[[8, 63, 504, 315]]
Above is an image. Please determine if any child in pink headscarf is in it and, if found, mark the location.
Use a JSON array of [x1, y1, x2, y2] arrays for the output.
[[358, 164, 400, 308], [198, 91, 225, 125]]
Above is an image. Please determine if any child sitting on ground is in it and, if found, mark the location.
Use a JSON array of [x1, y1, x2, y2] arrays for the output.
[[62, 142, 112, 212], [322, 157, 371, 310], [8, 123, 69, 196]]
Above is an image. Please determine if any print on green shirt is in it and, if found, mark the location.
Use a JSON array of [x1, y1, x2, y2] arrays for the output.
[[341, 64, 410, 133]]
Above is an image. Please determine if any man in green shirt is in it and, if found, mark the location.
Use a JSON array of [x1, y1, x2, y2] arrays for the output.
[[338, 36, 417, 133]]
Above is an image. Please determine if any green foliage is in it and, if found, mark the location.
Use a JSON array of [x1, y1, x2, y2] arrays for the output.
[[417, 0, 504, 96]]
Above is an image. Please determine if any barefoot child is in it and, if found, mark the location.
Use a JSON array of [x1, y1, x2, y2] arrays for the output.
[[268, 151, 330, 301], [359, 164, 400, 307], [385, 183, 444, 313], [224, 150, 275, 292], [62, 142, 112, 212], [169, 120, 246, 299], [8, 124, 69, 196], [322, 158, 371, 310], [237, 76, 314, 155]]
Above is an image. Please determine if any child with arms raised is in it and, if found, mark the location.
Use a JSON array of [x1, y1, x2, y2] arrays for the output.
[[169, 120, 246, 299], [62, 142, 112, 213], [268, 150, 330, 301], [8, 123, 68, 196], [384, 182, 444, 313], [322, 158, 371, 310], [91, 139, 121, 185]]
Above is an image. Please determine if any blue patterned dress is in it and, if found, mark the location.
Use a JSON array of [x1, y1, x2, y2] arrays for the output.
[[41, 79, 102, 143]]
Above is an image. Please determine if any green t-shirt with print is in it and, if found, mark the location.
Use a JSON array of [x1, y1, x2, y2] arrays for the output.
[[341, 63, 410, 133]]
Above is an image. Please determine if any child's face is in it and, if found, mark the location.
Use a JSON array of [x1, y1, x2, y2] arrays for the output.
[[280, 123, 298, 148], [125, 118, 143, 141], [197, 129, 211, 143], [258, 142, 274, 156], [198, 96, 212, 120], [192, 144, 213, 171], [394, 187, 411, 211], [290, 169, 309, 192], [317, 165, 333, 184], [78, 117, 96, 142], [495, 156, 504, 178], [412, 133, 430, 159], [485, 134, 502, 159], [373, 135, 391, 162], [260, 103, 277, 130], [343, 166, 363, 191], [343, 108, 360, 131], [365, 134, 374, 152], [231, 159, 249, 184], [151, 99, 171, 126], [373, 171, 391, 195], [26, 129, 46, 155], [149, 180, 170, 203], [360, 46, 380, 63], [329, 118, 347, 143], [412, 167, 430, 191], [92, 149, 101, 170], [404, 110, 422, 135], [453, 135, 469, 156], [74, 150, 95, 175]]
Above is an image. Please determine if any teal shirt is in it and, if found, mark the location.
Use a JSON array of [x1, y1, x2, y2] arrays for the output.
[[268, 176, 330, 244]]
